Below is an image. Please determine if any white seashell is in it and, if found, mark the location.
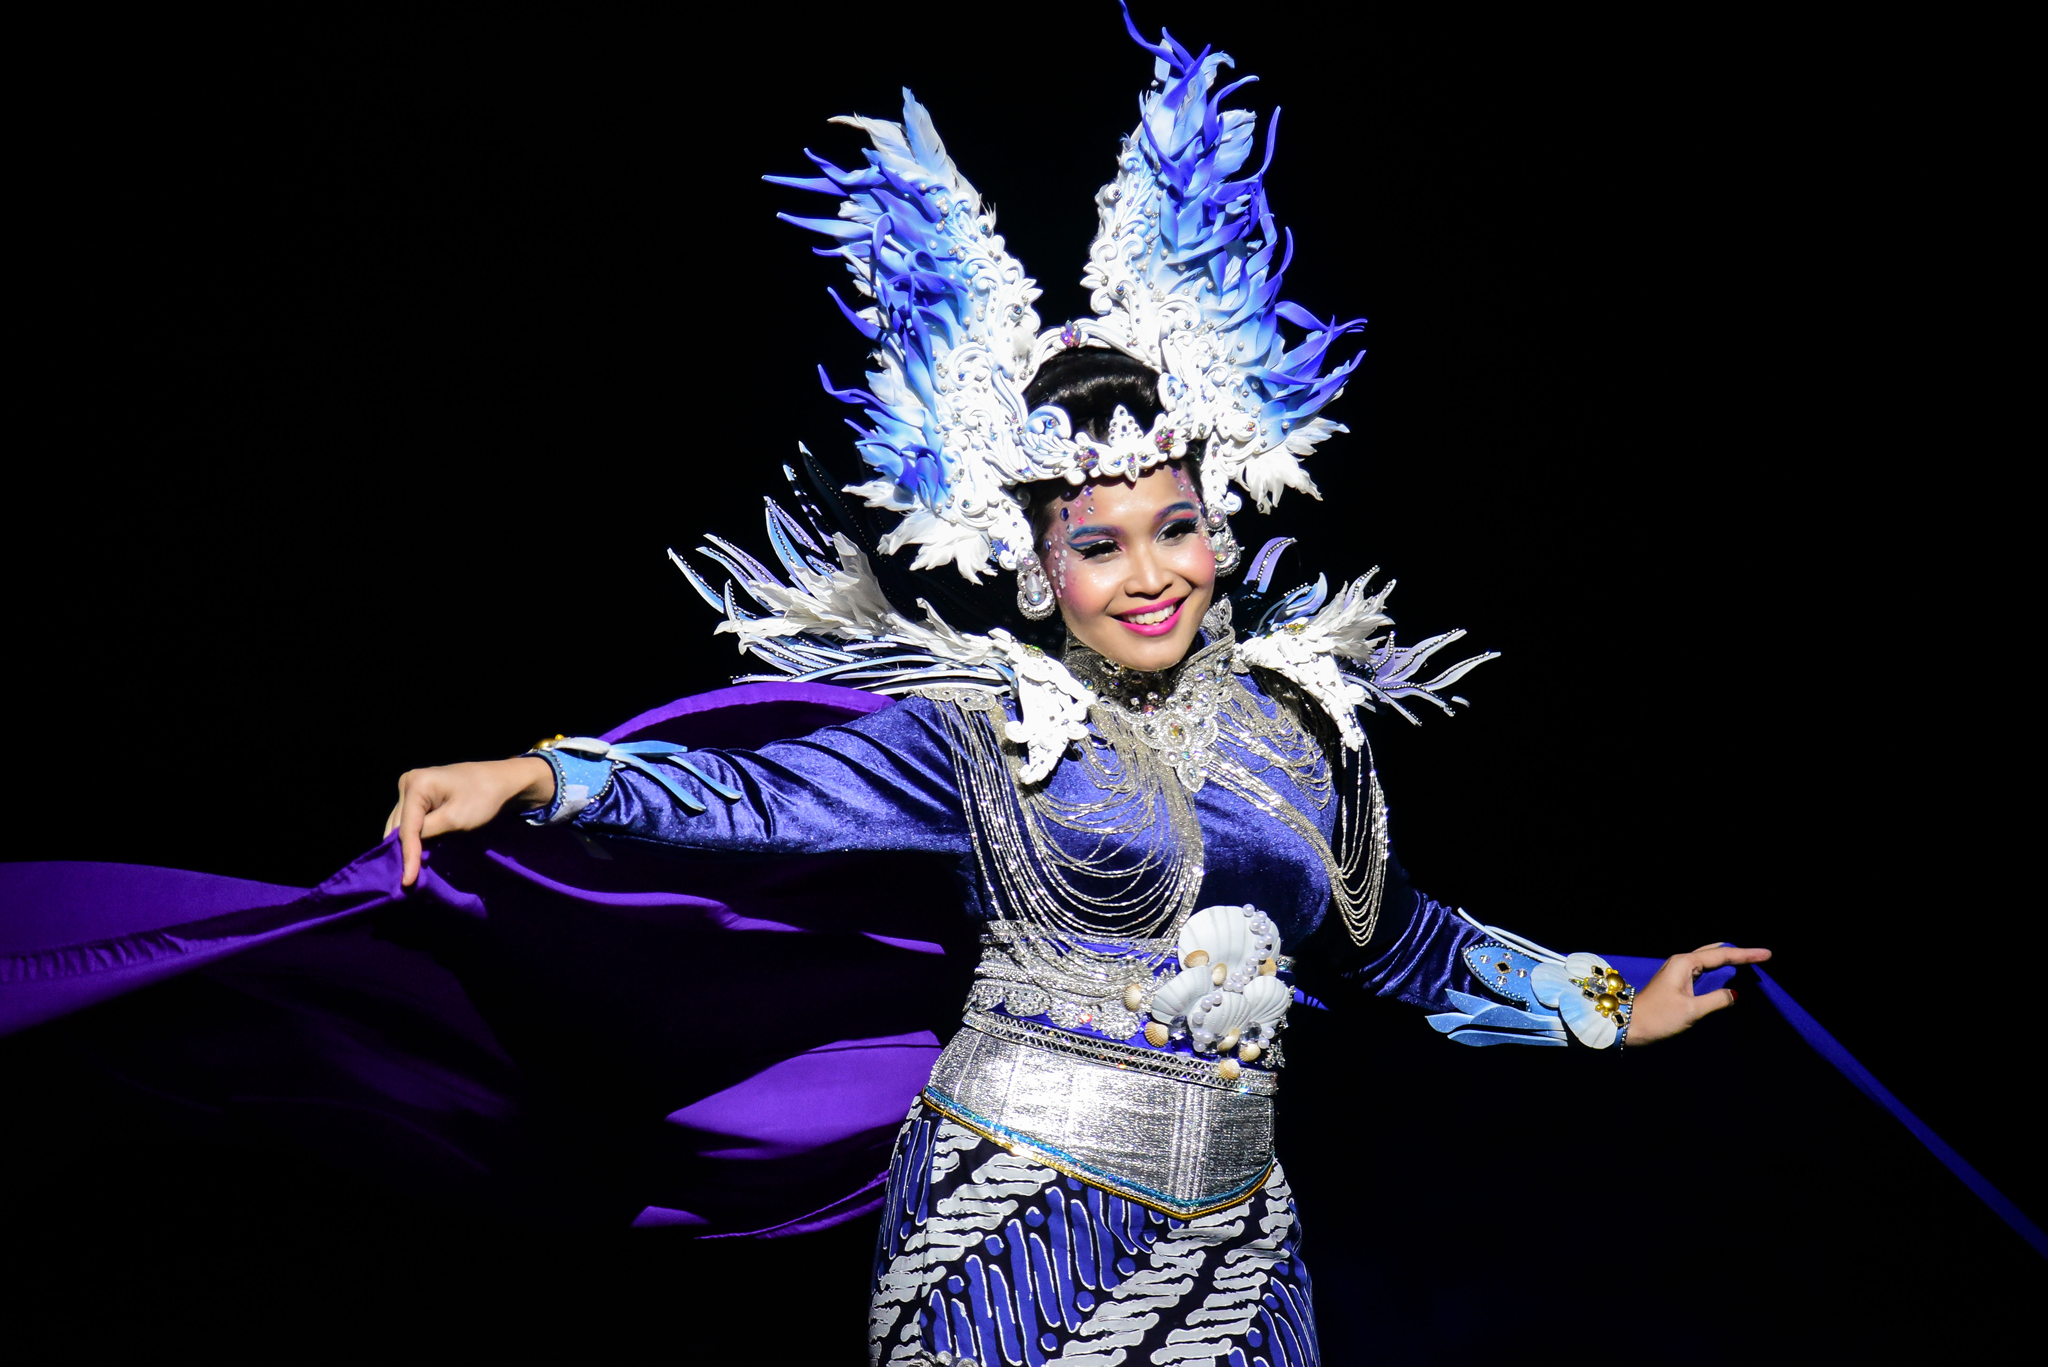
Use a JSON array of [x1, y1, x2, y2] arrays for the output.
[[1210, 964, 1228, 987], [1558, 987, 1618, 1049], [1238, 1042, 1261, 1063], [1200, 992, 1252, 1045], [1565, 951, 1612, 981], [1179, 906, 1252, 980], [1240, 974, 1291, 1030], [1530, 961, 1572, 1009], [1149, 965, 1213, 1023], [1217, 1028, 1241, 1052], [1123, 984, 1146, 1011], [1217, 1057, 1241, 1082]]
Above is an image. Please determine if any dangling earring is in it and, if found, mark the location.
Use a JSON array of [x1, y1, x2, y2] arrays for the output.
[[1205, 509, 1241, 576], [1016, 556, 1057, 620]]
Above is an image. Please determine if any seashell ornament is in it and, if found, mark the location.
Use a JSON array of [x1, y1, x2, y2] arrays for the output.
[[1531, 951, 1629, 1050], [1240, 974, 1291, 1032], [1149, 964, 1215, 1024], [1195, 992, 1252, 1051], [1148, 905, 1292, 1053]]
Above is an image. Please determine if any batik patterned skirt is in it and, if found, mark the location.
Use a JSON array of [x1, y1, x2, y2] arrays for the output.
[[868, 1102, 1319, 1366]]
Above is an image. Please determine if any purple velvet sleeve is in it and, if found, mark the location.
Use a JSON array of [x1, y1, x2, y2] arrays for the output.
[[571, 694, 972, 859], [1331, 882, 1489, 1013]]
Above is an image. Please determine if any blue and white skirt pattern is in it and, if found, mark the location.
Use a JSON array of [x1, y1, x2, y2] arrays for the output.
[[869, 1102, 1319, 1366]]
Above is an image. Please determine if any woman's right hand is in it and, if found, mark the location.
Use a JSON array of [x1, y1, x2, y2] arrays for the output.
[[382, 757, 556, 888]]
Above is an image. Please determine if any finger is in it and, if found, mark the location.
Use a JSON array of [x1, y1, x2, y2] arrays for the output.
[[1688, 984, 1741, 1020], [400, 791, 427, 888], [420, 801, 462, 842], [383, 798, 404, 840], [1689, 944, 1772, 973]]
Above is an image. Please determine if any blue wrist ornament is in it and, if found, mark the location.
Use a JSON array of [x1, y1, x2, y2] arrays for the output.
[[1426, 912, 1635, 1050], [525, 736, 742, 825]]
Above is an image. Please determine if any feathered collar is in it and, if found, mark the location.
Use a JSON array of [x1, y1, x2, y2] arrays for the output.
[[680, 521, 1496, 784]]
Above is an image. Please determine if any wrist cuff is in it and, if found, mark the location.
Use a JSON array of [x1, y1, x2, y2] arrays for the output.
[[527, 746, 614, 825], [1427, 940, 1634, 1050]]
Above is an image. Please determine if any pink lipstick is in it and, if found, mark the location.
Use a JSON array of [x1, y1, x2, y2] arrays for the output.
[[1115, 597, 1186, 637]]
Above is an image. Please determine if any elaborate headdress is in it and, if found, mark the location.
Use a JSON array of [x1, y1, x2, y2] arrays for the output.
[[675, 10, 1492, 784], [769, 5, 1363, 582]]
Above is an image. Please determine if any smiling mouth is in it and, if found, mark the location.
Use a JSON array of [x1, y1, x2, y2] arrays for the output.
[[1115, 597, 1186, 635]]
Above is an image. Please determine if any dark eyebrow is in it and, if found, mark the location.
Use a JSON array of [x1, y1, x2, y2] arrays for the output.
[[1154, 501, 1198, 522]]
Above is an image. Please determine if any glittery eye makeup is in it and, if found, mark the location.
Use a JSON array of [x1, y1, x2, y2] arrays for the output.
[[1042, 527, 1071, 599], [1065, 499, 1198, 556]]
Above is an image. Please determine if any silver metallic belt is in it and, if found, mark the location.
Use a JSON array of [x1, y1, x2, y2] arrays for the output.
[[922, 1017, 1276, 1218]]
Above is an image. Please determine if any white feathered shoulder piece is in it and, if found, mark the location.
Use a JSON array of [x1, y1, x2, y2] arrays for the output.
[[676, 480, 1497, 775], [672, 479, 1090, 783], [1232, 551, 1499, 750]]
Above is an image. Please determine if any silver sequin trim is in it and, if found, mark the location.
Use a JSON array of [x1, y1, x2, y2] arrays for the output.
[[961, 1008, 1279, 1096]]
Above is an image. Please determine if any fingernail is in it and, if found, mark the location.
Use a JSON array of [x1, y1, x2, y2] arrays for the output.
[[1728, 988, 1739, 1003]]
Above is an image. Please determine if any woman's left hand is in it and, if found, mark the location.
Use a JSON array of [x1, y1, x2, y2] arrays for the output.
[[1625, 943, 1773, 1046]]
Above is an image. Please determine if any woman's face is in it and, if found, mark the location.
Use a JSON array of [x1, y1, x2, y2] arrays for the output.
[[1039, 463, 1217, 673]]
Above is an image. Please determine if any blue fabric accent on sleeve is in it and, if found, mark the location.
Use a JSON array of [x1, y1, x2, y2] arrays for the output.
[[1442, 1028, 1568, 1049], [529, 748, 613, 826]]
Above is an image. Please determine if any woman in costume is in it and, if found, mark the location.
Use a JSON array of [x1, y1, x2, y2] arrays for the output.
[[380, 16, 1767, 1365]]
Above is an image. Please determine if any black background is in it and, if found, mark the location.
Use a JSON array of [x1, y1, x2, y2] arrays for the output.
[[5, 2, 2034, 1357]]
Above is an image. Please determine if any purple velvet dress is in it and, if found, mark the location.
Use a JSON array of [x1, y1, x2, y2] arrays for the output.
[[518, 647, 1506, 1367]]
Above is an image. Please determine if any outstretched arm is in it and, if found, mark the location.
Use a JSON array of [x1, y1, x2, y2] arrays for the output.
[[379, 694, 971, 887], [1310, 846, 1768, 1050]]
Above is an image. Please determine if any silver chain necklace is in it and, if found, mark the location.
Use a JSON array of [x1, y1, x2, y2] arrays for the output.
[[1063, 601, 1236, 793]]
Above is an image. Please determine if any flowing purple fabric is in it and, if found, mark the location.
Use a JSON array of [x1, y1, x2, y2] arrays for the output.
[[1, 683, 970, 1236]]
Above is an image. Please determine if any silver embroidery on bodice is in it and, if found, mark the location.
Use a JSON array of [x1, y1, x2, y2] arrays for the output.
[[908, 603, 1400, 1212], [918, 601, 1386, 1059]]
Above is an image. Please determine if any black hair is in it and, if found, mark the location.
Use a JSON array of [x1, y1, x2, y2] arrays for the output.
[[1018, 347, 1201, 538], [1022, 347, 1165, 439]]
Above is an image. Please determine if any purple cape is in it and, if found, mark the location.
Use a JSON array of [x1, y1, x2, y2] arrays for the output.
[[1, 683, 979, 1237]]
